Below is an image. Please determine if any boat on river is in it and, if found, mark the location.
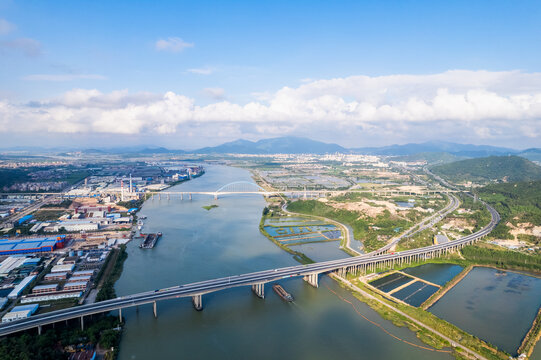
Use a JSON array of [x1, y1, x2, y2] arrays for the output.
[[139, 232, 163, 249], [273, 284, 294, 302]]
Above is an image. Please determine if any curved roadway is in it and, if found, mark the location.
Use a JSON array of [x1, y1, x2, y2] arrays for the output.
[[0, 196, 499, 337]]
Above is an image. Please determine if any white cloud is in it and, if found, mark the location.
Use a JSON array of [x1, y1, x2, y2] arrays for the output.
[[1, 70, 541, 146], [201, 87, 225, 100], [155, 37, 193, 53], [187, 67, 215, 75], [0, 38, 42, 57], [0, 19, 16, 35], [23, 74, 107, 82]]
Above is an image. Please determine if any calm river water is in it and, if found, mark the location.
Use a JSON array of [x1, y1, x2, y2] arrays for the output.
[[115, 165, 451, 359]]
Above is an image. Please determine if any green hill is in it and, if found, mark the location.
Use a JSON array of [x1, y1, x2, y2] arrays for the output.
[[478, 180, 541, 242], [430, 155, 541, 184], [391, 152, 466, 165]]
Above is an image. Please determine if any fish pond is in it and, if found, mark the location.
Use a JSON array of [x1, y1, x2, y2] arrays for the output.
[[429, 267, 541, 356], [262, 217, 353, 262]]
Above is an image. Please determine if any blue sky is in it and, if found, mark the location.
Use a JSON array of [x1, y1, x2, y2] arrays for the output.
[[1, 0, 541, 149]]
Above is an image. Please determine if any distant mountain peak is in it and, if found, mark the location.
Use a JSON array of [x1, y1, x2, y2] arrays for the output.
[[194, 136, 347, 154]]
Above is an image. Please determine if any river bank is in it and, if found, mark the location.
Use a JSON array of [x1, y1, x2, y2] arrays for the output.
[[115, 164, 452, 360], [261, 194, 541, 358]]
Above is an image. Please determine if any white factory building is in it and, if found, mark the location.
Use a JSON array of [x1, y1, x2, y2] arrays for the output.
[[52, 220, 100, 232], [2, 304, 39, 323], [7, 275, 37, 299]]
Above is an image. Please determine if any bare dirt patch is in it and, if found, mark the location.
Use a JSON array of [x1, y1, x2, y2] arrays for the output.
[[321, 198, 409, 218], [507, 222, 541, 239], [441, 217, 475, 232]]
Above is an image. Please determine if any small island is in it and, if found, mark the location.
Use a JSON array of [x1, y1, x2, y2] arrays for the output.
[[202, 204, 219, 211]]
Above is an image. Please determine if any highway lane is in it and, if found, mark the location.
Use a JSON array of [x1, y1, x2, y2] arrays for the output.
[[0, 199, 499, 337], [369, 193, 460, 255]]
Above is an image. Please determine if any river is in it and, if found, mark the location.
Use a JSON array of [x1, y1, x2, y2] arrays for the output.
[[115, 165, 452, 359]]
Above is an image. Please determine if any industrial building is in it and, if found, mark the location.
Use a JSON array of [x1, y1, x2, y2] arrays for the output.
[[0, 256, 27, 276], [7, 275, 36, 299], [15, 215, 34, 227], [44, 272, 68, 281], [51, 264, 75, 273], [72, 270, 95, 277], [0, 236, 66, 255], [2, 304, 39, 323], [64, 282, 87, 291], [0, 297, 7, 310], [32, 284, 59, 294], [113, 217, 131, 224], [67, 275, 91, 283], [53, 220, 99, 232], [21, 291, 82, 303]]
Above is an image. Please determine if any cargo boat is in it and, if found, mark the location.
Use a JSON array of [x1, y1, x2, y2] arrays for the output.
[[139, 232, 162, 249], [272, 284, 294, 302]]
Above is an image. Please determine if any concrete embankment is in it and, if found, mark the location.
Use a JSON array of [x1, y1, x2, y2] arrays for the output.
[[421, 265, 473, 310]]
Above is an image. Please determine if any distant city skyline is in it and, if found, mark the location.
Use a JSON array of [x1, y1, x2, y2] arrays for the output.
[[1, 1, 541, 148]]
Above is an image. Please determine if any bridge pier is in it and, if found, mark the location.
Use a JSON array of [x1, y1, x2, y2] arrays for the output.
[[192, 295, 203, 311], [153, 301, 157, 318], [214, 193, 218, 200], [251, 283, 265, 298], [38, 325, 42, 335], [80, 316, 84, 331], [189, 193, 192, 201], [119, 308, 122, 322], [181, 193, 183, 200], [303, 273, 319, 288]]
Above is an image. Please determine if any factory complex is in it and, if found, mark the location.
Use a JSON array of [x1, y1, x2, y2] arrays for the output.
[[0, 235, 66, 256]]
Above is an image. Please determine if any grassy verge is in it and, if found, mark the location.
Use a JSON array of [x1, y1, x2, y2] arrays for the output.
[[461, 244, 541, 272], [518, 306, 541, 357], [96, 245, 128, 302]]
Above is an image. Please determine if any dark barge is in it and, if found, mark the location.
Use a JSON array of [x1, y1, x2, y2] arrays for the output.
[[140, 232, 162, 249], [273, 284, 294, 302]]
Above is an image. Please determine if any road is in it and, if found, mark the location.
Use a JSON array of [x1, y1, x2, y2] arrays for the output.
[[0, 178, 87, 227], [369, 193, 460, 255], [0, 198, 499, 337]]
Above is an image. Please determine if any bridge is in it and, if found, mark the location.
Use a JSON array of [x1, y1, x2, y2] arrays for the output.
[[0, 180, 457, 201], [0, 196, 499, 337]]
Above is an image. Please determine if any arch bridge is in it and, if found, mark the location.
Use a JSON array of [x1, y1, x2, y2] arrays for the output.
[[214, 181, 266, 196]]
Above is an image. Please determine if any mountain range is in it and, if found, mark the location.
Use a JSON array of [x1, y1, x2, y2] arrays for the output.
[[1, 136, 540, 160], [194, 137, 346, 154]]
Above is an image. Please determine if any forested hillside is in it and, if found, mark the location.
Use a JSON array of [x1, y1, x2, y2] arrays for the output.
[[431, 156, 541, 184], [479, 180, 541, 243]]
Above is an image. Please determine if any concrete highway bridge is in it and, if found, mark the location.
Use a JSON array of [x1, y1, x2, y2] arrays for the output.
[[0, 197, 499, 337]]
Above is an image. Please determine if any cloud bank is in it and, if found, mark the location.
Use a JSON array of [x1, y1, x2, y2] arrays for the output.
[[2, 70, 541, 146]]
